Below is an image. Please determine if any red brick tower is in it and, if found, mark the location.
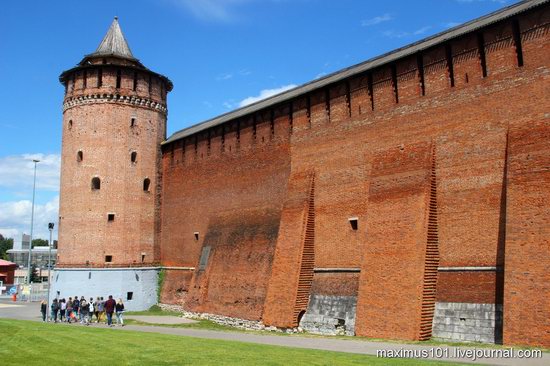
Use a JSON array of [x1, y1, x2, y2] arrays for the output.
[[53, 18, 172, 309]]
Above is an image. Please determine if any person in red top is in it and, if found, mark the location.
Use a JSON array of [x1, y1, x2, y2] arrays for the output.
[[104, 295, 117, 327]]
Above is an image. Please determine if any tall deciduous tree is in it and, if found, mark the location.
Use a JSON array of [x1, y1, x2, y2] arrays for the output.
[[0, 234, 14, 260], [29, 263, 41, 283]]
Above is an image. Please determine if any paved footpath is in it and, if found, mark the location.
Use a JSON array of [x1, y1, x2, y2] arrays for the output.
[[1, 300, 548, 366]]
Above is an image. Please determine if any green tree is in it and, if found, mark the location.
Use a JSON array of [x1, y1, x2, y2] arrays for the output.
[[29, 263, 41, 283], [0, 234, 14, 260], [31, 238, 49, 248]]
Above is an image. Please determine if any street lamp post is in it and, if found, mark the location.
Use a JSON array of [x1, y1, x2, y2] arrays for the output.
[[26, 159, 40, 290], [47, 223, 54, 321]]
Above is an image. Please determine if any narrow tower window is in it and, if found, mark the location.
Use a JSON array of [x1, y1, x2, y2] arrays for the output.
[[143, 178, 151, 192], [133, 72, 138, 91], [91, 177, 101, 190], [116, 69, 121, 89], [131, 151, 137, 163], [68, 120, 73, 130], [131, 118, 136, 128], [348, 217, 359, 231], [97, 69, 103, 87], [77, 150, 83, 162]]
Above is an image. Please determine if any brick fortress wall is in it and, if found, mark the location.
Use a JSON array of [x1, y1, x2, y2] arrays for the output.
[[159, 115, 291, 320], [160, 5, 550, 347]]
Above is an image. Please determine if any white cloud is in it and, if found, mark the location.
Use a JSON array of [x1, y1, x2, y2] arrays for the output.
[[413, 26, 431, 35], [173, 0, 253, 22], [0, 228, 19, 239], [0, 153, 60, 241], [223, 101, 235, 109], [238, 84, 297, 107], [382, 25, 432, 39], [0, 153, 60, 191], [0, 196, 59, 241], [382, 30, 409, 39], [444, 22, 461, 28], [361, 13, 393, 27], [216, 73, 234, 81], [217, 69, 251, 81]]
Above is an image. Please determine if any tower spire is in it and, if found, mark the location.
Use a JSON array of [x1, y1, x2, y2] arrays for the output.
[[92, 17, 134, 59]]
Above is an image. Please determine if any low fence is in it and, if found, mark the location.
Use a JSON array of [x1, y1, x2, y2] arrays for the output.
[[0, 283, 49, 302]]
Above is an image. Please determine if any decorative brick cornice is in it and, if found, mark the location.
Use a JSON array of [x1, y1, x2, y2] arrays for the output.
[[63, 93, 167, 115]]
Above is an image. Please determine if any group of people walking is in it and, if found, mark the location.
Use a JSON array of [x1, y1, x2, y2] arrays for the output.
[[41, 295, 125, 326]]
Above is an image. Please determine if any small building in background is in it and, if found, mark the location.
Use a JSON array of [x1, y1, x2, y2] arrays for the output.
[[7, 246, 58, 270], [0, 259, 18, 284], [6, 234, 57, 284]]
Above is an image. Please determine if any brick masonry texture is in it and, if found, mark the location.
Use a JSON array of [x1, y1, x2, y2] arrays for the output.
[[58, 61, 169, 268], [160, 141, 291, 320], [159, 8, 550, 346], [503, 121, 550, 348], [159, 7, 550, 346], [58, 4, 550, 347], [436, 271, 503, 304], [355, 141, 434, 340]]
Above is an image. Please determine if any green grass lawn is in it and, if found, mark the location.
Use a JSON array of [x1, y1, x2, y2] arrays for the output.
[[0, 318, 464, 366], [125, 304, 182, 316], [124, 305, 238, 331], [124, 317, 239, 331], [124, 307, 549, 353]]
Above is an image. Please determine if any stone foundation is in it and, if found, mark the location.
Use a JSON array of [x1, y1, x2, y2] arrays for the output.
[[432, 302, 503, 343], [299, 295, 357, 336], [159, 303, 305, 333]]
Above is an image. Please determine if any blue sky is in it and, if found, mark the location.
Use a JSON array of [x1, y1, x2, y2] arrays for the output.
[[0, 0, 514, 240]]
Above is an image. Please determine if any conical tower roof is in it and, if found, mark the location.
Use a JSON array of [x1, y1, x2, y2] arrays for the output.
[[90, 16, 135, 60], [60, 17, 173, 91]]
